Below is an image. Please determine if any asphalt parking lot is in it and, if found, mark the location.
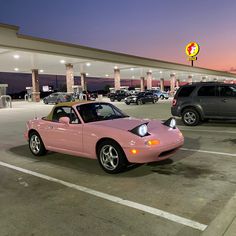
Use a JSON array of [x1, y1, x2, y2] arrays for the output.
[[0, 98, 236, 236]]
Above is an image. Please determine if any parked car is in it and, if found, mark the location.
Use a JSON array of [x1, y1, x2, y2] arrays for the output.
[[43, 92, 74, 104], [151, 90, 169, 100], [73, 91, 97, 101], [109, 90, 129, 102], [25, 101, 184, 174], [124, 91, 158, 105], [171, 82, 236, 126]]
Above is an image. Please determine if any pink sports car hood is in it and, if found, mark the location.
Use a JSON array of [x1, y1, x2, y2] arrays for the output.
[[92, 117, 163, 131]]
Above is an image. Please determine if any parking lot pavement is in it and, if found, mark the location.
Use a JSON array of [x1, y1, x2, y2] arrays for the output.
[[0, 100, 236, 236]]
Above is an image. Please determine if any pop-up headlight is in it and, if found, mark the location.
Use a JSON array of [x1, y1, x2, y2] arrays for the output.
[[129, 123, 149, 137], [163, 117, 176, 129]]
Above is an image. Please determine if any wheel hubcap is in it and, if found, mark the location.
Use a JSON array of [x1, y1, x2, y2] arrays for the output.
[[30, 134, 41, 154], [100, 145, 119, 170], [184, 112, 196, 124]]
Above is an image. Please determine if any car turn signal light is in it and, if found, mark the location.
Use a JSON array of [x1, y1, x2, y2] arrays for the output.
[[147, 139, 160, 146], [130, 149, 139, 155]]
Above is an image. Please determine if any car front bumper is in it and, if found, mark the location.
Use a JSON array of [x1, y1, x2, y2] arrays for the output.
[[123, 136, 184, 163]]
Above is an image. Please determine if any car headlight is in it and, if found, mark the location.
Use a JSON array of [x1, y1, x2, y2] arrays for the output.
[[163, 117, 176, 129], [132, 97, 137, 100], [129, 123, 149, 137]]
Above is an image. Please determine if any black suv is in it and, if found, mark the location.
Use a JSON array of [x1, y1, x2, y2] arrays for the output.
[[124, 91, 158, 105], [109, 90, 129, 102], [171, 82, 236, 126]]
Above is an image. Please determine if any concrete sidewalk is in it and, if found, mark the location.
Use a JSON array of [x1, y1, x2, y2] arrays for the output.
[[202, 192, 236, 236]]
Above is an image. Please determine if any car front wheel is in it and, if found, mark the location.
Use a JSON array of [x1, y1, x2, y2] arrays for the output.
[[43, 99, 48, 104], [160, 95, 164, 100], [29, 131, 47, 156], [182, 108, 200, 126], [97, 140, 127, 174], [137, 99, 142, 105], [153, 98, 158, 103]]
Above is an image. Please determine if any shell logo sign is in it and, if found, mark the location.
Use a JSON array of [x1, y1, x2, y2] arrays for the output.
[[185, 42, 200, 66]]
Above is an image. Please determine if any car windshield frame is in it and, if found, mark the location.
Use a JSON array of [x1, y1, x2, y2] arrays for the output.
[[76, 102, 129, 123]]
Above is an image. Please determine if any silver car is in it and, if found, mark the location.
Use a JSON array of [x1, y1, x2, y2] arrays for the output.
[[43, 92, 74, 104]]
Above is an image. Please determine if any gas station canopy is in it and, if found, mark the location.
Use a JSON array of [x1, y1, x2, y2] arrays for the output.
[[0, 22, 236, 82]]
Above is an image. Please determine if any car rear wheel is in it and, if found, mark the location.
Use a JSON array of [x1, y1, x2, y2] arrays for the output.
[[182, 108, 200, 126], [110, 98, 115, 102], [29, 131, 47, 156], [160, 95, 164, 100], [125, 101, 130, 105], [97, 140, 127, 174]]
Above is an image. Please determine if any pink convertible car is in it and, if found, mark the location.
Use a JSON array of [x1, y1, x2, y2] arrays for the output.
[[25, 101, 184, 173]]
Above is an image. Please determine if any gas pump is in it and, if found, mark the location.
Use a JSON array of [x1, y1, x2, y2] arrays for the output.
[[0, 84, 11, 108], [25, 87, 32, 102], [72, 85, 82, 99]]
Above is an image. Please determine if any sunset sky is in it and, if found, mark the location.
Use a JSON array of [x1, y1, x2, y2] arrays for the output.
[[1, 0, 236, 72]]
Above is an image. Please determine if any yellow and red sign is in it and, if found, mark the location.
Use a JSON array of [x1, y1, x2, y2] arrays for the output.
[[185, 42, 200, 57]]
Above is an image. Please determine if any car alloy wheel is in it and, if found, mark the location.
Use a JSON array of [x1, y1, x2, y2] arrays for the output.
[[29, 132, 47, 156], [137, 99, 142, 105], [182, 109, 200, 126], [43, 99, 48, 104], [153, 98, 158, 103], [97, 140, 127, 173]]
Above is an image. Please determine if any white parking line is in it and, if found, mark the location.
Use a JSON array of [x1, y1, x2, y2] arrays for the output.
[[0, 161, 207, 231], [179, 127, 236, 134], [180, 148, 236, 157]]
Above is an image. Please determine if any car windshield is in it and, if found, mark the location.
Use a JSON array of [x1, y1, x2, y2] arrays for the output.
[[77, 103, 129, 123]]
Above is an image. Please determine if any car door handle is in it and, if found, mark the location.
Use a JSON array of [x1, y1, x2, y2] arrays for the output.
[[48, 125, 54, 129]]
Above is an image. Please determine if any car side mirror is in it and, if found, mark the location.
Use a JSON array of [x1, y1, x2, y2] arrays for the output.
[[59, 116, 70, 125]]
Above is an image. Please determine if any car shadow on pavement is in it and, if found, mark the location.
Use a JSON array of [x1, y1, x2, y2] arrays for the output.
[[8, 136, 199, 177], [8, 145, 108, 176], [175, 117, 236, 127]]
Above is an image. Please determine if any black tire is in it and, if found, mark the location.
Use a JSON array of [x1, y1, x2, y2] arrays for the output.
[[182, 108, 200, 126], [117, 98, 121, 102], [29, 131, 47, 156], [110, 98, 115, 102], [125, 102, 130, 105], [153, 97, 158, 103], [160, 95, 164, 100], [136, 99, 142, 105], [97, 140, 128, 174]]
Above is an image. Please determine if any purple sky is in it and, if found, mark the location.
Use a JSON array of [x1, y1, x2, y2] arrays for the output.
[[1, 0, 236, 92], [1, 0, 236, 71]]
